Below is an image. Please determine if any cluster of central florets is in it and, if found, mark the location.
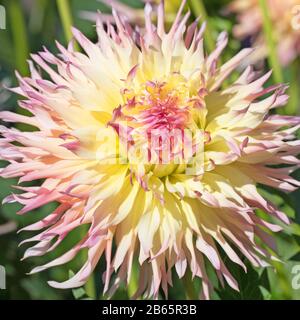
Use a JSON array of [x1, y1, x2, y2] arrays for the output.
[[108, 72, 209, 183]]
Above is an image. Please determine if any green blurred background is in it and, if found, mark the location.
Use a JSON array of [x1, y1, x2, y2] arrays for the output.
[[0, 0, 299, 300]]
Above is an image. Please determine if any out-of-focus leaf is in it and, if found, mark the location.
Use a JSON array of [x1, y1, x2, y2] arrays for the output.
[[69, 270, 87, 300], [259, 286, 271, 300], [217, 261, 263, 300]]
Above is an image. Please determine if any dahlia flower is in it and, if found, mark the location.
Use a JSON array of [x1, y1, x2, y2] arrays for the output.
[[0, 0, 299, 299], [228, 0, 300, 66]]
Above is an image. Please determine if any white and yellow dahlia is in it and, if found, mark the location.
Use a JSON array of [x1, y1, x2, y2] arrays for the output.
[[0, 1, 299, 299]]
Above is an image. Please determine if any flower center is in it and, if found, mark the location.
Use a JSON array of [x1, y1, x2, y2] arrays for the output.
[[108, 73, 209, 180]]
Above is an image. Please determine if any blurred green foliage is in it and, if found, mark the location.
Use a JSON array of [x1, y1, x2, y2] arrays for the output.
[[0, 0, 299, 300]]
